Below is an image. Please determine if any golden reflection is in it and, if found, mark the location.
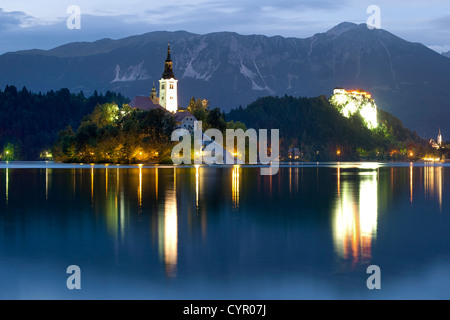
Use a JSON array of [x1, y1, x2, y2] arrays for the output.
[[138, 165, 142, 208], [232, 165, 240, 210], [91, 167, 94, 203], [410, 163, 413, 204], [424, 164, 443, 212], [337, 166, 341, 196], [424, 164, 434, 196], [163, 168, 178, 277], [116, 168, 119, 191], [438, 166, 443, 212], [155, 168, 159, 200], [269, 167, 273, 195], [45, 168, 49, 200], [105, 167, 108, 195], [359, 172, 378, 262], [390, 167, 394, 192], [289, 167, 292, 194], [333, 170, 378, 267], [5, 167, 9, 204], [195, 164, 199, 209]]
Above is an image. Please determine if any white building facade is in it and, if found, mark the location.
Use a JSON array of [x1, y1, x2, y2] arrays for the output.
[[159, 45, 178, 113]]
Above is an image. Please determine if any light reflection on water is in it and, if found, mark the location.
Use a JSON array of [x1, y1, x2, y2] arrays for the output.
[[232, 165, 240, 210], [161, 168, 178, 278], [0, 162, 449, 299], [424, 164, 443, 212], [332, 168, 378, 268]]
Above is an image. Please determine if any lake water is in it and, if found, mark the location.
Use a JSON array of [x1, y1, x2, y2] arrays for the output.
[[0, 161, 450, 299]]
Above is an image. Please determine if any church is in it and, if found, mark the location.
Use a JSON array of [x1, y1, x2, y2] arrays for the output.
[[430, 128, 443, 149], [129, 45, 196, 131]]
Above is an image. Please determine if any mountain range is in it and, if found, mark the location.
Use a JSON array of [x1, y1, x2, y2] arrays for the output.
[[1, 22, 450, 138]]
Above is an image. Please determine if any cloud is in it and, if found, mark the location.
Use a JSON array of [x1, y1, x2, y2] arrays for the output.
[[430, 14, 450, 28], [258, 0, 349, 11], [428, 45, 450, 54], [1, 1, 450, 54], [0, 8, 35, 30]]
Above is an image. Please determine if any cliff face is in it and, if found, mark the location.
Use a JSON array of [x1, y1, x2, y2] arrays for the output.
[[1, 22, 450, 137]]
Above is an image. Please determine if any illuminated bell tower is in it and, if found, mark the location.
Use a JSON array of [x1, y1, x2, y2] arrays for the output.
[[159, 44, 178, 113], [438, 128, 443, 146]]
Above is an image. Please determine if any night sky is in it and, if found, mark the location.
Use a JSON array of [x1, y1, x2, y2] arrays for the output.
[[1, 0, 450, 54]]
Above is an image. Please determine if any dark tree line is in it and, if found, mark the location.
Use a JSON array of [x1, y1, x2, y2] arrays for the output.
[[0, 85, 129, 160], [227, 95, 427, 161]]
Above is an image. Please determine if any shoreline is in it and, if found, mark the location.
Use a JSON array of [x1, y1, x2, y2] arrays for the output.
[[1, 160, 450, 169]]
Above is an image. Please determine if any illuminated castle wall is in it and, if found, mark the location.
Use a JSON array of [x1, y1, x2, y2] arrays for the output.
[[330, 88, 378, 129]]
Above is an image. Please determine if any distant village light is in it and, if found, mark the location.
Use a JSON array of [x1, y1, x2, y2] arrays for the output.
[[430, 128, 443, 149]]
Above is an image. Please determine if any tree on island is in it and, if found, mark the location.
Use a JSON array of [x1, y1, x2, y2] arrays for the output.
[[53, 103, 176, 163]]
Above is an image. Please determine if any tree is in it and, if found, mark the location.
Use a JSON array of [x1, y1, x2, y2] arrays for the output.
[[0, 85, 129, 160], [206, 107, 226, 131], [1, 143, 17, 161], [53, 101, 176, 164]]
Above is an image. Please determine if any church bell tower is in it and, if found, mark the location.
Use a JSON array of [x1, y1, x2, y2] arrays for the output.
[[438, 128, 443, 146], [159, 44, 178, 113]]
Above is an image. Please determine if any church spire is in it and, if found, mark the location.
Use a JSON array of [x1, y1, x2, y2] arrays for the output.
[[166, 44, 172, 61], [162, 44, 176, 79], [438, 127, 443, 146], [150, 82, 158, 102], [158, 44, 178, 113]]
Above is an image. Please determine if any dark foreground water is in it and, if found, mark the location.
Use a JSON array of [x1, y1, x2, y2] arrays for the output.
[[0, 161, 449, 299]]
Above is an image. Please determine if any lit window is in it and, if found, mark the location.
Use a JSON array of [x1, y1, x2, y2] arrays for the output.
[[170, 96, 173, 99], [170, 84, 174, 89]]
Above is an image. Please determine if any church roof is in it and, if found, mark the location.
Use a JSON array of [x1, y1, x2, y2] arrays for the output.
[[162, 44, 176, 80], [129, 96, 166, 112], [174, 111, 195, 122]]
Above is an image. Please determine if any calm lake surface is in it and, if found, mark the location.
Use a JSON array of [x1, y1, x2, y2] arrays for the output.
[[0, 161, 450, 299]]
